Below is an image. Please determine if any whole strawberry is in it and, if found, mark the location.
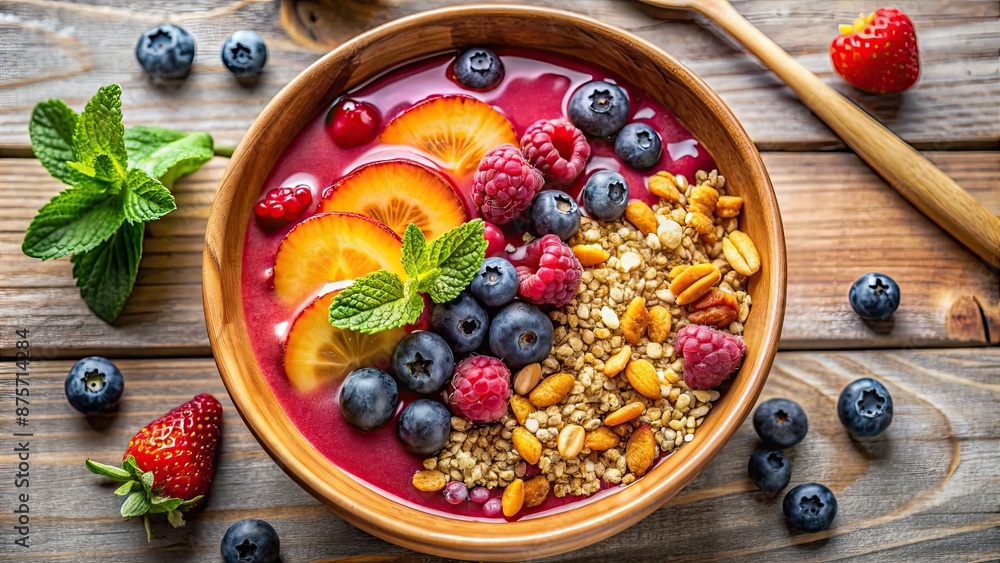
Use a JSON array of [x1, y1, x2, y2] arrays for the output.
[[86, 394, 222, 538], [675, 324, 746, 390], [830, 8, 919, 94], [472, 143, 544, 225]]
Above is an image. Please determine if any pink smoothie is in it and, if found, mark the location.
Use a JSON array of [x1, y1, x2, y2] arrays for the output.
[[240, 48, 715, 519]]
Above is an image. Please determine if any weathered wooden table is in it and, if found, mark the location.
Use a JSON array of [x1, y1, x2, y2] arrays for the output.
[[1, 1, 997, 560]]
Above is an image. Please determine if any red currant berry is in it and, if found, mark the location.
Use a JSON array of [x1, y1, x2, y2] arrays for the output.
[[483, 221, 506, 256], [254, 185, 313, 230], [325, 99, 381, 149]]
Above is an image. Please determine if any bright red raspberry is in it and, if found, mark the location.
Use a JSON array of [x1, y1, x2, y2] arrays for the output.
[[472, 144, 544, 225], [254, 185, 312, 230], [520, 118, 591, 184], [674, 324, 747, 390], [515, 234, 582, 307], [443, 356, 512, 423]]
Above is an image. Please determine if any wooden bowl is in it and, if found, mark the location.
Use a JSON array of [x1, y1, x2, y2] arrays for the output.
[[204, 5, 785, 560]]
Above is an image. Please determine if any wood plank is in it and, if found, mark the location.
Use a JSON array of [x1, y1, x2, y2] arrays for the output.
[[1, 152, 996, 357], [0, 350, 995, 561], [0, 0, 997, 151]]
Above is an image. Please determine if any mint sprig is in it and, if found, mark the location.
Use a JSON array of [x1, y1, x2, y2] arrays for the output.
[[22, 84, 215, 323], [330, 220, 488, 333]]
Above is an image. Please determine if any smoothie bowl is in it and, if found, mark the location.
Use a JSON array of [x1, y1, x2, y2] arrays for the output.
[[203, 5, 785, 560]]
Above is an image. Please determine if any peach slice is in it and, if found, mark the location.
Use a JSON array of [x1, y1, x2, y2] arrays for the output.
[[283, 290, 406, 393], [379, 95, 518, 176], [319, 160, 467, 240], [273, 212, 404, 308]]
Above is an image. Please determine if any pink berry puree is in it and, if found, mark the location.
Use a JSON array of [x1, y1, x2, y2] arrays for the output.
[[240, 48, 715, 519]]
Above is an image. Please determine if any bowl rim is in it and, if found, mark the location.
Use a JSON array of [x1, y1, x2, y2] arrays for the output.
[[204, 4, 786, 560]]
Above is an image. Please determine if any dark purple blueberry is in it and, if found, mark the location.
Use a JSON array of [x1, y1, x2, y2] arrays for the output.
[[453, 48, 503, 91], [747, 449, 791, 493], [430, 292, 489, 357], [64, 357, 124, 416], [849, 272, 900, 321], [221, 30, 268, 77], [530, 190, 581, 240], [221, 518, 280, 563], [614, 122, 662, 169], [838, 378, 893, 438], [582, 170, 629, 221], [135, 23, 195, 80], [339, 368, 398, 430], [488, 301, 554, 370], [390, 330, 455, 394], [753, 398, 808, 449], [396, 399, 451, 455], [568, 80, 629, 137], [469, 256, 519, 308], [783, 483, 837, 532]]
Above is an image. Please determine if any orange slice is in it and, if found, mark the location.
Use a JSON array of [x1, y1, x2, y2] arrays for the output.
[[379, 95, 518, 175], [319, 159, 467, 239], [283, 291, 407, 393], [273, 212, 404, 307]]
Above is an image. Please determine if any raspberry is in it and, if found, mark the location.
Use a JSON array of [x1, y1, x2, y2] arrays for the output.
[[472, 144, 544, 225], [515, 234, 583, 307], [521, 118, 591, 184], [254, 185, 312, 229], [674, 324, 747, 390], [443, 356, 512, 423]]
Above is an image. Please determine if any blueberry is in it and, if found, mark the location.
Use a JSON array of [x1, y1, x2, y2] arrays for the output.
[[64, 357, 124, 416], [469, 257, 519, 308], [396, 399, 451, 455], [614, 122, 662, 169], [753, 398, 808, 449], [838, 378, 893, 438], [783, 483, 837, 532], [849, 272, 900, 321], [747, 449, 791, 493], [221, 518, 280, 563], [488, 301, 554, 370], [135, 23, 195, 80], [430, 292, 489, 357], [582, 170, 630, 221], [339, 368, 398, 430], [390, 331, 455, 394], [530, 190, 581, 240], [221, 30, 268, 78], [453, 48, 503, 91], [568, 80, 630, 137]]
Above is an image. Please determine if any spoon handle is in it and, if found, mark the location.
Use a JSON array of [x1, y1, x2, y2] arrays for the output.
[[693, 0, 1000, 269]]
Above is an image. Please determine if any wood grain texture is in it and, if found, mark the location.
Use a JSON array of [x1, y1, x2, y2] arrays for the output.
[[2, 152, 996, 358], [0, 350, 995, 561], [0, 0, 997, 151]]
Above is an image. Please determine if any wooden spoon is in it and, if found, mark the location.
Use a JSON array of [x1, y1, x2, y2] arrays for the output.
[[638, 0, 1000, 269]]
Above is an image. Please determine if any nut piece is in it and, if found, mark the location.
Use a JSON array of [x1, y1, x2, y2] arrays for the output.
[[600, 306, 621, 329], [603, 345, 632, 377], [510, 394, 536, 425], [625, 359, 661, 400], [512, 427, 542, 464], [604, 401, 645, 426], [688, 288, 739, 328], [625, 201, 658, 236], [621, 297, 651, 345], [523, 475, 550, 508], [557, 424, 586, 459], [687, 184, 719, 217], [647, 306, 673, 343], [529, 373, 575, 407], [685, 211, 717, 245], [412, 469, 448, 492], [502, 479, 525, 517], [667, 265, 689, 281], [716, 195, 744, 218], [585, 426, 622, 451], [513, 363, 542, 396], [572, 244, 611, 267], [668, 262, 721, 305], [722, 230, 761, 276], [647, 171, 681, 203], [626, 426, 657, 477]]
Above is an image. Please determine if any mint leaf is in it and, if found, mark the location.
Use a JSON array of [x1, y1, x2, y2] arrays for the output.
[[67, 154, 122, 192], [71, 221, 143, 323], [401, 223, 428, 278], [29, 100, 77, 184], [419, 219, 487, 303], [21, 187, 124, 260], [125, 125, 214, 188], [328, 271, 423, 333], [124, 168, 175, 223], [71, 84, 127, 180]]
